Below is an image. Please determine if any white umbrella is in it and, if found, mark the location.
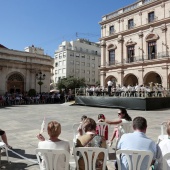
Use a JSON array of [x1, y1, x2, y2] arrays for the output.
[[50, 89, 59, 93]]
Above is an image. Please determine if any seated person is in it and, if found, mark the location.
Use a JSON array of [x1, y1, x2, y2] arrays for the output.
[[77, 115, 87, 137], [0, 129, 12, 149], [96, 114, 108, 140], [76, 117, 107, 170], [117, 117, 157, 170], [37, 121, 70, 170], [156, 120, 170, 170], [104, 108, 132, 146]]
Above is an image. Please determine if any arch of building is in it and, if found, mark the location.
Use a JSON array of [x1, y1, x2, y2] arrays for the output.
[[143, 71, 162, 86], [6, 72, 25, 93], [123, 73, 138, 86], [105, 75, 117, 87]]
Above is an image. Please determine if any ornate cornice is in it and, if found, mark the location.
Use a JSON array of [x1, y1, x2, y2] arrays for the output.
[[117, 35, 124, 43], [161, 23, 167, 33], [107, 44, 117, 50], [100, 40, 106, 47], [125, 39, 137, 46], [138, 30, 143, 38]]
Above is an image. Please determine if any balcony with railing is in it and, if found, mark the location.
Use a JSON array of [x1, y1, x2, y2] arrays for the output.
[[143, 0, 156, 4], [126, 23, 136, 30], [146, 16, 158, 24], [100, 52, 170, 69], [124, 57, 136, 63], [109, 30, 116, 36]]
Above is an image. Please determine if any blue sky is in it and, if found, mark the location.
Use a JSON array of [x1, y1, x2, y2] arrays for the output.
[[1, 0, 136, 57]]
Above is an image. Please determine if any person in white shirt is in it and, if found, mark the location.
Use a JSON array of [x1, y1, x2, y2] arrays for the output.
[[156, 120, 170, 170], [107, 79, 113, 96], [37, 121, 70, 170]]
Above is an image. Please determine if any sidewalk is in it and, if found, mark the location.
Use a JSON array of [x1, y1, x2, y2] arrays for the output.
[[0, 104, 168, 169]]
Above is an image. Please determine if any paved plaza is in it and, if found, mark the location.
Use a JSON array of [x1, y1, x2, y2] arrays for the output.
[[0, 103, 169, 169]]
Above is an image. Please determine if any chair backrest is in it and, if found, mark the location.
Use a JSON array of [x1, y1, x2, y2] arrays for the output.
[[36, 149, 70, 170], [118, 122, 133, 137], [96, 122, 110, 140], [73, 147, 108, 170], [72, 123, 82, 145], [160, 121, 167, 136], [115, 122, 133, 149], [163, 152, 170, 170], [116, 150, 153, 170]]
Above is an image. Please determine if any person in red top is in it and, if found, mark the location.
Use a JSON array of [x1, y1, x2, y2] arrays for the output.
[[96, 114, 108, 140]]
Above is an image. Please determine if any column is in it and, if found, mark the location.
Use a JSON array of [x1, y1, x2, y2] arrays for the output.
[[117, 70, 124, 86], [138, 31, 143, 60], [161, 66, 169, 89], [117, 35, 124, 63], [138, 68, 144, 85], [100, 71, 106, 88], [100, 40, 106, 67]]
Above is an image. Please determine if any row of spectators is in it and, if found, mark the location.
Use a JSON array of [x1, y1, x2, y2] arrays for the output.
[[0, 90, 75, 106]]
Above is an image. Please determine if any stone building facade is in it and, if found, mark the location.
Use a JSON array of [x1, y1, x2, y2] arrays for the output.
[[99, 0, 170, 89], [0, 45, 53, 95]]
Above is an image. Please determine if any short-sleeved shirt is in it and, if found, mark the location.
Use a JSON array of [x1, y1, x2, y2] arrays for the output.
[[156, 138, 170, 170], [117, 131, 157, 170], [107, 81, 113, 86]]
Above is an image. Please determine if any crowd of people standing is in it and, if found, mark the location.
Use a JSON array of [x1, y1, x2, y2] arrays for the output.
[[0, 90, 75, 107]]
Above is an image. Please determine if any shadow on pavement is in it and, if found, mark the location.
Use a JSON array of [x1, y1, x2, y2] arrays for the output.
[[8, 149, 36, 160], [1, 160, 37, 170]]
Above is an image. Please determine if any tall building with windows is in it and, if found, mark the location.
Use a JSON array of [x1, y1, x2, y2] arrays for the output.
[[99, 0, 170, 89], [53, 39, 101, 85]]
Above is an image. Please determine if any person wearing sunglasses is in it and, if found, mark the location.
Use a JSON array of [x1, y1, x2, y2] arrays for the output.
[[105, 108, 132, 146]]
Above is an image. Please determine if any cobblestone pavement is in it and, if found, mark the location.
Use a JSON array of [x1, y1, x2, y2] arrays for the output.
[[0, 103, 169, 169]]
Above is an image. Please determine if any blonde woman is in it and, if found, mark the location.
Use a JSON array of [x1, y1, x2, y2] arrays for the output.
[[37, 121, 70, 170]]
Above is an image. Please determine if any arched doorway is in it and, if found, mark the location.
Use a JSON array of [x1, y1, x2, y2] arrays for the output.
[[7, 73, 24, 93], [144, 72, 162, 86], [123, 74, 138, 86], [105, 76, 117, 87]]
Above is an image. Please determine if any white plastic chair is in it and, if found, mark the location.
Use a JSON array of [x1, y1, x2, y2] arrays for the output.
[[157, 122, 168, 143], [73, 147, 108, 170], [35, 149, 70, 170], [163, 152, 170, 170], [118, 122, 133, 136], [108, 122, 133, 152], [96, 122, 110, 140], [72, 123, 82, 147], [0, 142, 9, 165], [116, 150, 153, 170]]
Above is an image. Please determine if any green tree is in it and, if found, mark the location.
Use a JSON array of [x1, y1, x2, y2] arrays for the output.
[[57, 76, 86, 92], [28, 89, 36, 97]]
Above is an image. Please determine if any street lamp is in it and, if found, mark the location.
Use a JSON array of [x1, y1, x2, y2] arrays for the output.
[[36, 71, 46, 94]]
